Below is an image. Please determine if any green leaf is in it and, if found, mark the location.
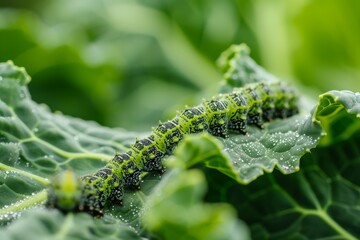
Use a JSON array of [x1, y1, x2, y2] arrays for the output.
[[0, 58, 323, 232], [1, 53, 358, 239], [108, 172, 162, 231], [168, 114, 322, 184], [198, 91, 360, 239], [221, 115, 322, 182], [0, 61, 30, 85], [0, 208, 141, 240], [142, 169, 250, 240], [161, 76, 360, 239], [205, 134, 360, 239], [217, 44, 279, 92], [313, 90, 360, 146], [0, 62, 138, 224], [0, 61, 170, 238]]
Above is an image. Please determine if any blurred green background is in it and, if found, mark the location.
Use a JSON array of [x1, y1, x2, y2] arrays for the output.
[[0, 0, 359, 131]]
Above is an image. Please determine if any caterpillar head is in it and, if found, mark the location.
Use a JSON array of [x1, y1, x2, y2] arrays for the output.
[[46, 169, 83, 212]]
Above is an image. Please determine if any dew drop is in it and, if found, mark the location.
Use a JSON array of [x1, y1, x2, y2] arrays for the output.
[[19, 94, 25, 99]]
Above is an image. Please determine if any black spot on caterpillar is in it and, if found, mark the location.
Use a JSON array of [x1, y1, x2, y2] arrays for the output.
[[46, 81, 299, 216]]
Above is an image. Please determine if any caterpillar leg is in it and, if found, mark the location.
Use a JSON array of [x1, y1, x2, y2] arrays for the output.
[[247, 111, 264, 129], [227, 118, 247, 134], [207, 113, 229, 138]]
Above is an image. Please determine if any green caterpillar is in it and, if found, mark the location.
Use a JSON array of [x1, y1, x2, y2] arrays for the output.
[[46, 81, 299, 216]]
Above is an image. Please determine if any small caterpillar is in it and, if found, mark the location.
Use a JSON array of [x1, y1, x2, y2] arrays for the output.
[[46, 81, 299, 216]]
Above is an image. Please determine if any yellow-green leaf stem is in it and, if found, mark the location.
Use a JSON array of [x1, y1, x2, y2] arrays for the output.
[[0, 190, 47, 215]]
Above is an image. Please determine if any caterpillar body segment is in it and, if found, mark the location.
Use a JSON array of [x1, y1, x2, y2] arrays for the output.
[[47, 81, 300, 216], [285, 87, 299, 117], [113, 152, 142, 189], [79, 175, 107, 216], [94, 166, 124, 204], [153, 119, 183, 154], [131, 135, 165, 172], [178, 106, 209, 134], [243, 86, 264, 128], [256, 83, 277, 121], [222, 92, 249, 134], [266, 83, 297, 119], [203, 100, 229, 138]]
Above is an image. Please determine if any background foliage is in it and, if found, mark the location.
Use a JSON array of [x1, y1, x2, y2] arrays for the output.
[[0, 46, 359, 240], [0, 1, 360, 239], [0, 0, 359, 131]]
